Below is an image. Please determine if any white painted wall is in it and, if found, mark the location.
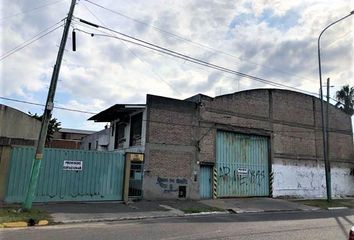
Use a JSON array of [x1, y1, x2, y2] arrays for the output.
[[272, 163, 354, 198], [81, 128, 110, 151]]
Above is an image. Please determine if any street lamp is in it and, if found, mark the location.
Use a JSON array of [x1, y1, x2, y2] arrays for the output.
[[317, 10, 354, 202]]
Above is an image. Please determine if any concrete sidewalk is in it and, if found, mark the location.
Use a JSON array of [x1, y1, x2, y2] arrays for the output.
[[34, 198, 319, 224], [201, 198, 319, 213], [35, 201, 184, 223]]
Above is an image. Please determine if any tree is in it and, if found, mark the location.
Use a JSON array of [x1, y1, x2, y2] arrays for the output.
[[335, 85, 354, 116], [29, 113, 61, 144]]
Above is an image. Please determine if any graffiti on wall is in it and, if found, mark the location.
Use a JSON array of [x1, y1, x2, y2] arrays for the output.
[[219, 166, 266, 186], [156, 177, 188, 193]]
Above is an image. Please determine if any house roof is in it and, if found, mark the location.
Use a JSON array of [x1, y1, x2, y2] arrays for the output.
[[88, 104, 146, 122], [59, 128, 95, 135]]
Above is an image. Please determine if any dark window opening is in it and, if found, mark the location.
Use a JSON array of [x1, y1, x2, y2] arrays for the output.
[[88, 142, 91, 150], [114, 122, 126, 149], [130, 113, 143, 146]]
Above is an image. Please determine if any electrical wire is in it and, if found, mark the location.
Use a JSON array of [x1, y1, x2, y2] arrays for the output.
[[73, 19, 344, 105], [0, 0, 65, 22], [73, 21, 320, 96], [79, 3, 183, 95], [82, 0, 318, 84], [74, 18, 346, 105], [0, 19, 65, 61], [0, 96, 97, 114]]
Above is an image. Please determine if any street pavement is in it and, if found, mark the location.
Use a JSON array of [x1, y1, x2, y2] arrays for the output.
[[2, 209, 353, 240]]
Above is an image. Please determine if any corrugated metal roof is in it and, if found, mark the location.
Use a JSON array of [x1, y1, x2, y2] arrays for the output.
[[88, 104, 145, 122]]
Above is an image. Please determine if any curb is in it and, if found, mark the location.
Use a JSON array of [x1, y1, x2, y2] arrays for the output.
[[56, 211, 228, 224], [327, 207, 348, 210], [0, 219, 49, 229]]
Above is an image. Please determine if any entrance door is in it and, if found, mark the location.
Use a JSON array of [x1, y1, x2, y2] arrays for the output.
[[216, 131, 269, 197], [200, 165, 212, 199], [129, 162, 144, 198]]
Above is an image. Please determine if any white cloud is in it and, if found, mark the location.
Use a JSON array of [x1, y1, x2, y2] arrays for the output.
[[1, 0, 353, 130]]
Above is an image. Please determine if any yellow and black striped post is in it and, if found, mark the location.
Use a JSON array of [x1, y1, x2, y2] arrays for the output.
[[269, 171, 274, 197], [213, 166, 218, 199]]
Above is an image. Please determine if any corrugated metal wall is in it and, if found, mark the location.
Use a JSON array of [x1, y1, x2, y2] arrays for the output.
[[5, 147, 125, 203], [200, 165, 212, 199], [216, 131, 269, 197]]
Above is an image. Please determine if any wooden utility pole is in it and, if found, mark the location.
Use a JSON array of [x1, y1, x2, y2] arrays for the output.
[[23, 0, 76, 210]]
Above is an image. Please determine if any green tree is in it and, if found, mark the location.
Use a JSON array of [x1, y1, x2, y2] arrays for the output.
[[335, 85, 354, 116], [29, 113, 61, 144]]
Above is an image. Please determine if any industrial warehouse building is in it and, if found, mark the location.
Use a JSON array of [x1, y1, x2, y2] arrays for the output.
[[85, 89, 354, 200]]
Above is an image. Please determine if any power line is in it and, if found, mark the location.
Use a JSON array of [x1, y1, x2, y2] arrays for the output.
[[74, 23, 344, 102], [74, 18, 343, 105], [0, 0, 65, 22], [73, 19, 321, 97], [83, 0, 318, 84], [0, 96, 97, 114], [78, 3, 183, 95], [0, 19, 65, 61]]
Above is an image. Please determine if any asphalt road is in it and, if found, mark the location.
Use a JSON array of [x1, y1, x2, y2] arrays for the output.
[[2, 209, 353, 240]]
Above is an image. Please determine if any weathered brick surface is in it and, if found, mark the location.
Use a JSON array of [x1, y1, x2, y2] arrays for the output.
[[143, 90, 353, 199], [273, 124, 316, 157], [272, 90, 314, 126], [314, 100, 352, 131], [147, 95, 196, 146], [201, 111, 271, 130], [198, 127, 216, 163], [148, 150, 192, 178], [199, 90, 353, 163], [328, 132, 354, 161], [205, 90, 269, 118]]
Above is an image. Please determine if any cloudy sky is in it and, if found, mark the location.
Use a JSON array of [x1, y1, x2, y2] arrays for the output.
[[1, 0, 353, 130]]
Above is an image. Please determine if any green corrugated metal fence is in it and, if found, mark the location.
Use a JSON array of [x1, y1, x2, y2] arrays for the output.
[[216, 131, 269, 197], [5, 147, 125, 203]]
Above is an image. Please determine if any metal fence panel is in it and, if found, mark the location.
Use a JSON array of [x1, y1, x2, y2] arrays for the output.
[[216, 131, 269, 197], [5, 147, 125, 203]]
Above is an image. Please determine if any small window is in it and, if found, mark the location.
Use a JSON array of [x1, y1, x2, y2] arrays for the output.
[[130, 113, 143, 146], [96, 141, 98, 150], [88, 142, 91, 150]]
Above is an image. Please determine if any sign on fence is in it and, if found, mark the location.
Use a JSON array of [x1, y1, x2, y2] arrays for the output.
[[63, 160, 83, 171]]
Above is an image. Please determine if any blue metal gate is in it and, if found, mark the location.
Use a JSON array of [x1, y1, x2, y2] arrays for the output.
[[5, 147, 125, 203], [200, 165, 212, 199], [216, 131, 269, 197]]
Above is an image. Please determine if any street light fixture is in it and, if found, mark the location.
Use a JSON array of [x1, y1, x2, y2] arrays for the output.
[[317, 10, 354, 202]]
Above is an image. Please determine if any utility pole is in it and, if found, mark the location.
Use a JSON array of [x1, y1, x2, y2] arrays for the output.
[[326, 77, 331, 200], [23, 0, 76, 210]]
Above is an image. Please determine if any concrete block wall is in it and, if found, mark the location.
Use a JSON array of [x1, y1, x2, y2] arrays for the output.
[[0, 104, 41, 140]]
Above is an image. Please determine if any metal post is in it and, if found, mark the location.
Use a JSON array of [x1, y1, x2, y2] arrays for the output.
[[317, 11, 354, 202], [318, 34, 330, 202], [326, 78, 331, 199], [22, 0, 76, 210]]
